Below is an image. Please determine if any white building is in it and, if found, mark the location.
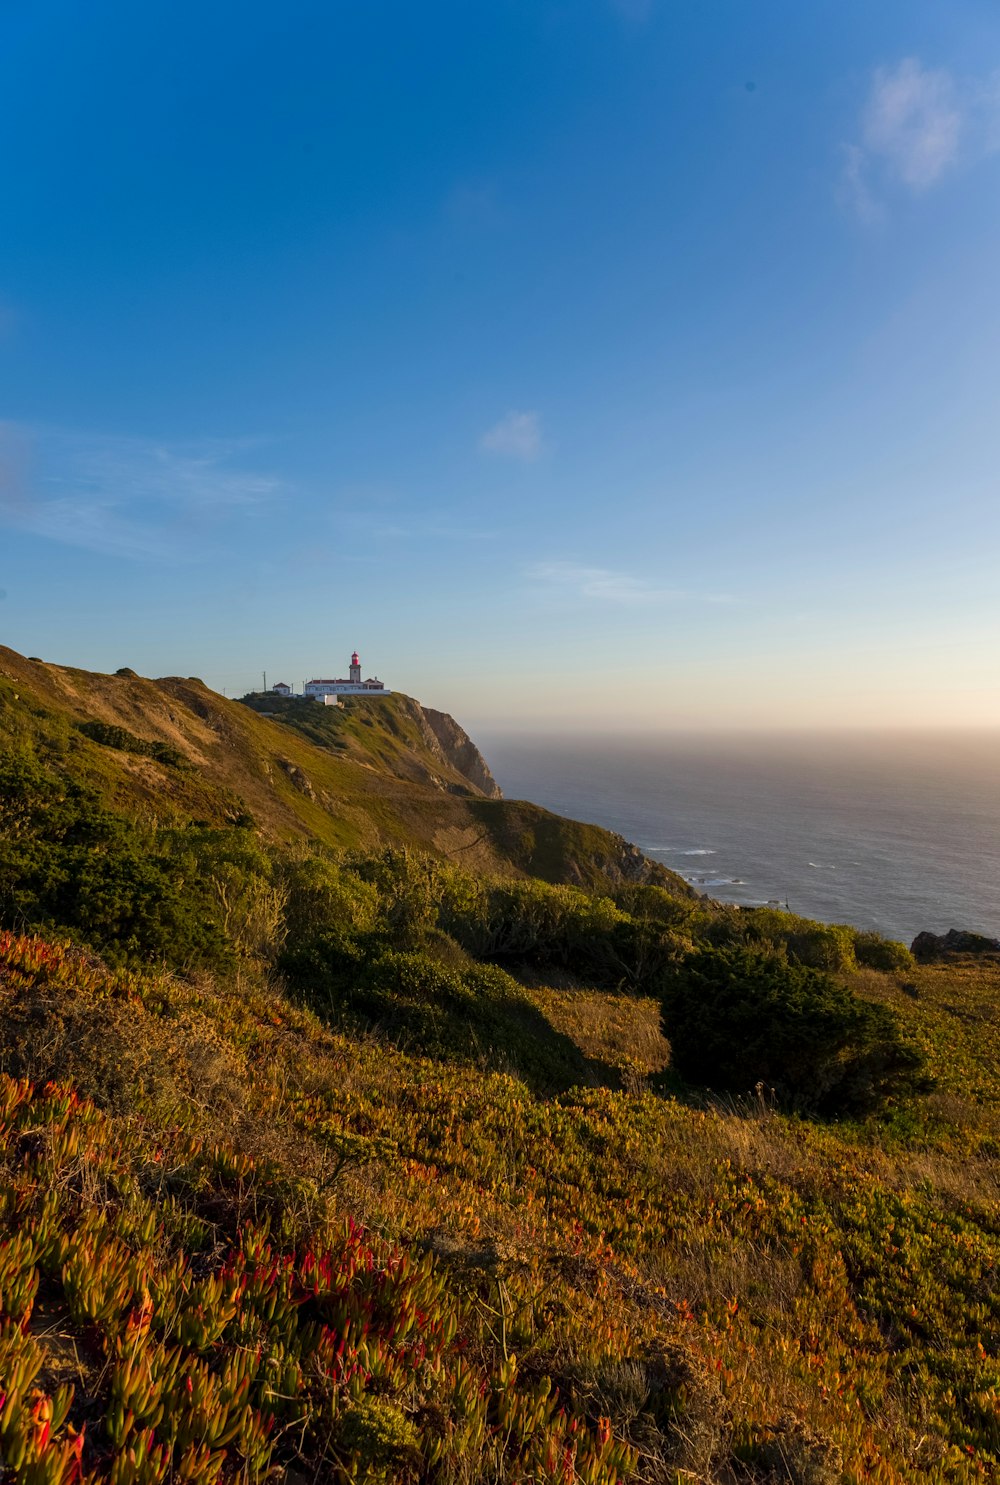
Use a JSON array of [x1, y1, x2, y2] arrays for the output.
[[303, 652, 392, 701], [271, 681, 293, 697]]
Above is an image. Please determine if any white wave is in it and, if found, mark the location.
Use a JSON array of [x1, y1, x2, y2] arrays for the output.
[[644, 846, 716, 856]]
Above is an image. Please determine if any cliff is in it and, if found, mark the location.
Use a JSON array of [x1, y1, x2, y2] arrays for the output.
[[241, 689, 501, 801], [0, 646, 686, 895], [415, 705, 502, 799]]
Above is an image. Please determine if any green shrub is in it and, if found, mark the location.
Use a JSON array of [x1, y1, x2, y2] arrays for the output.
[[281, 853, 381, 941], [0, 753, 226, 966], [280, 939, 590, 1091], [612, 883, 697, 930], [661, 946, 929, 1115], [342, 847, 445, 946], [853, 930, 915, 973], [77, 719, 188, 768], [440, 874, 680, 990], [337, 1397, 419, 1476], [695, 906, 858, 971], [286, 940, 507, 1051], [786, 923, 857, 971]]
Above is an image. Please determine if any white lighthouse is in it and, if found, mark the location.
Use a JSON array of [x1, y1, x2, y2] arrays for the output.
[[303, 651, 391, 702]]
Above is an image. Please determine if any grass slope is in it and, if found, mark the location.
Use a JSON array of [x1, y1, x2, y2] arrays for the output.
[[1, 934, 999, 1483], [239, 690, 499, 798], [0, 648, 688, 894], [4, 644, 997, 1485]]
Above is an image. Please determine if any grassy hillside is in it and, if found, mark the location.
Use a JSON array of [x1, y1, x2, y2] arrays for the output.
[[2, 645, 999, 1484], [0, 647, 688, 894], [239, 689, 502, 800], [2, 926, 999, 1485]]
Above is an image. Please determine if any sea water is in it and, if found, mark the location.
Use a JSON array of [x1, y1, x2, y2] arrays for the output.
[[478, 731, 1000, 945]]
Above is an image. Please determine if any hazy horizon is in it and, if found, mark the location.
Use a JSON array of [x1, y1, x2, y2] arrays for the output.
[[2, 2, 998, 728], [482, 728, 1000, 941]]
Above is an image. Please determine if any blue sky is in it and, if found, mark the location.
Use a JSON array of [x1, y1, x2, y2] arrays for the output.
[[1, 0, 998, 728]]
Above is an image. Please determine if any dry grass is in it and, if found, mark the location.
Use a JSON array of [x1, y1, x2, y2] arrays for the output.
[[4, 932, 1000, 1480], [521, 981, 671, 1088]]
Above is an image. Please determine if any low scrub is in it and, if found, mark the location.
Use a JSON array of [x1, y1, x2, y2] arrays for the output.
[[661, 945, 930, 1115], [0, 1047, 633, 1485], [3, 932, 1000, 1479], [77, 718, 189, 768], [280, 937, 592, 1091], [0, 754, 227, 966], [853, 929, 915, 972]]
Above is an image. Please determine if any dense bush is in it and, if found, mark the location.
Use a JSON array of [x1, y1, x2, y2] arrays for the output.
[[661, 946, 929, 1115], [853, 929, 915, 972], [77, 718, 188, 768], [0, 754, 226, 966], [280, 851, 381, 940], [342, 847, 446, 946], [612, 883, 697, 930], [438, 874, 687, 992], [442, 877, 622, 967], [709, 906, 857, 971], [279, 938, 589, 1091]]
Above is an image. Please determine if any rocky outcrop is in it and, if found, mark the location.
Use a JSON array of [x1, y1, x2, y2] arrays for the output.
[[276, 757, 317, 801], [911, 928, 1000, 962], [419, 707, 502, 799]]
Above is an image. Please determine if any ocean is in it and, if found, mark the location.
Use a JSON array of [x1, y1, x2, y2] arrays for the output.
[[479, 731, 1000, 946]]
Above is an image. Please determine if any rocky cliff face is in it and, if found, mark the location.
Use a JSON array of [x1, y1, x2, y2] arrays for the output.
[[418, 706, 502, 799], [911, 928, 1000, 961]]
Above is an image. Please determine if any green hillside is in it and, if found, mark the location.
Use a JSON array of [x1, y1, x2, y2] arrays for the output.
[[0, 647, 688, 894], [1, 645, 999, 1485]]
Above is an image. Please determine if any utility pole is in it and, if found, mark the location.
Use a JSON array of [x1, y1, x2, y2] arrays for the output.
[[263, 670, 267, 693]]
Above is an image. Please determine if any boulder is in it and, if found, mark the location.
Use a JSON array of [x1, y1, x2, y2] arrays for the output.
[[911, 928, 1000, 962]]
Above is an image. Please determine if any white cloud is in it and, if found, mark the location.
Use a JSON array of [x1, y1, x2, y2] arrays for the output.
[[526, 560, 733, 607], [480, 410, 543, 462], [0, 425, 280, 560], [842, 58, 1000, 217], [865, 58, 962, 189]]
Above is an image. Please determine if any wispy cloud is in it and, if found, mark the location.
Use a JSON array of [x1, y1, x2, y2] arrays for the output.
[[866, 58, 962, 189], [841, 58, 1000, 218], [480, 410, 543, 462], [526, 560, 733, 607], [334, 501, 498, 545], [0, 424, 280, 560]]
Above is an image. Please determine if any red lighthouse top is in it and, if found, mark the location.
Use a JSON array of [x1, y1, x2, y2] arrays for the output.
[[351, 651, 360, 666]]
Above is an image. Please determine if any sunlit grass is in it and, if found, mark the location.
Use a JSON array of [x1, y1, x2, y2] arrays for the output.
[[3, 931, 1000, 1482]]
